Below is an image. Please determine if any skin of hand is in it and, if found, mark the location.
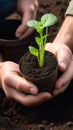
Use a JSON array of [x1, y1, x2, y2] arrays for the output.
[[45, 43, 72, 96], [0, 46, 72, 106], [0, 61, 52, 106], [15, 0, 39, 39], [49, 15, 73, 96], [53, 55, 73, 96], [53, 16, 73, 52]]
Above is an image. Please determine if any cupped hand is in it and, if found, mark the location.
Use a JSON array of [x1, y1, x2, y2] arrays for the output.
[[0, 61, 52, 106], [45, 43, 72, 96], [15, 0, 39, 39], [53, 56, 73, 96]]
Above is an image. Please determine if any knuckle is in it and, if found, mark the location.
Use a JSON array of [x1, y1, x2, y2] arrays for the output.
[[16, 83, 30, 93], [29, 1, 39, 12], [15, 80, 31, 93], [29, 5, 35, 12], [16, 83, 22, 91], [3, 75, 10, 83], [35, 0, 39, 8]]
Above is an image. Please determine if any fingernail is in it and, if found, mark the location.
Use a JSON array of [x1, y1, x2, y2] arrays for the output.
[[30, 87, 38, 95]]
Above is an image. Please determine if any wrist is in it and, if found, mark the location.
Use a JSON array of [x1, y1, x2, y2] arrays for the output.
[[53, 16, 73, 52]]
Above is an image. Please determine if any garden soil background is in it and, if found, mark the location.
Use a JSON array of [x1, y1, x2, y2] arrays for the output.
[[0, 0, 73, 130]]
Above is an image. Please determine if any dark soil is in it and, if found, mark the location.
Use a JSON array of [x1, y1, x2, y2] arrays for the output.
[[19, 51, 58, 92], [1, 0, 73, 130], [19, 51, 57, 78]]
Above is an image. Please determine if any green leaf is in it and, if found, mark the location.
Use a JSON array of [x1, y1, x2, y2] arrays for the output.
[[38, 21, 43, 27], [29, 46, 38, 57], [35, 22, 43, 33], [27, 20, 38, 29], [41, 13, 57, 28], [27, 20, 43, 33], [35, 37, 41, 46]]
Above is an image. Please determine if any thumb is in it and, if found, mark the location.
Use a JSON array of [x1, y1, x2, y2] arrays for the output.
[[15, 13, 29, 38], [16, 24, 27, 38], [57, 46, 72, 72]]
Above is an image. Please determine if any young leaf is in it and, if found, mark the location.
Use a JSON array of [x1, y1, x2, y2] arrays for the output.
[[27, 13, 57, 68], [35, 37, 41, 46], [41, 13, 57, 28], [38, 21, 43, 28], [29, 46, 38, 57], [27, 20, 38, 29]]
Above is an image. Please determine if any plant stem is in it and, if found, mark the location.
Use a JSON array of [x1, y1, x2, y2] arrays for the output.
[[45, 27, 48, 44], [38, 30, 45, 67], [38, 27, 48, 67]]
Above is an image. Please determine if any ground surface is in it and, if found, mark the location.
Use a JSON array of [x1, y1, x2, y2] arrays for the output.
[[1, 0, 73, 130]]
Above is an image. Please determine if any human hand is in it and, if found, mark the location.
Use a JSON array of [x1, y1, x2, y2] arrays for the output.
[[0, 61, 52, 106], [15, 0, 38, 39], [53, 56, 73, 96], [45, 43, 72, 96]]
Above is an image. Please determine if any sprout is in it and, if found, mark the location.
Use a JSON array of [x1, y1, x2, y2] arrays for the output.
[[27, 13, 57, 67]]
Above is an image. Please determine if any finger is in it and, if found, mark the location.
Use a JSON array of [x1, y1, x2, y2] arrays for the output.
[[46, 43, 72, 71], [16, 6, 37, 38], [45, 43, 56, 55], [53, 58, 73, 95], [3, 85, 53, 106], [55, 64, 73, 89], [21, 92, 53, 106], [57, 45, 72, 71], [15, 13, 30, 38], [53, 81, 70, 96], [4, 75, 38, 95], [18, 28, 34, 39], [8, 89, 53, 106], [58, 56, 73, 88]]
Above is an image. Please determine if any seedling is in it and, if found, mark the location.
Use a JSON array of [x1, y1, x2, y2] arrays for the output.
[[27, 13, 57, 67]]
